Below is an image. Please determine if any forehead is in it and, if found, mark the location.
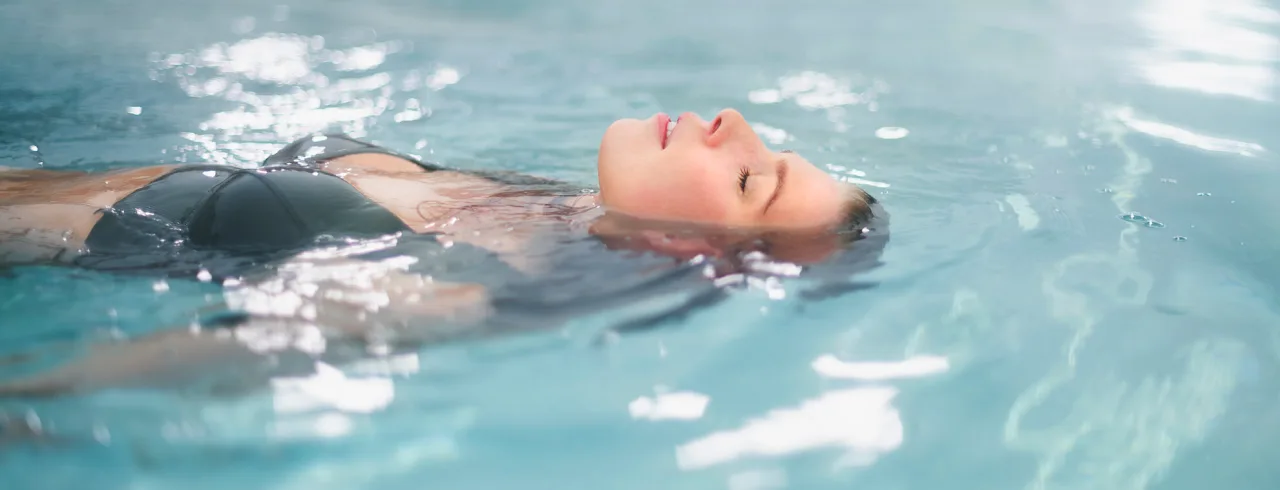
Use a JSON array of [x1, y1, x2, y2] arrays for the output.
[[762, 154, 844, 229]]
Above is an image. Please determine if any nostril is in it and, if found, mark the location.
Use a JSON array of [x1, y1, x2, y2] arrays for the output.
[[711, 116, 723, 134]]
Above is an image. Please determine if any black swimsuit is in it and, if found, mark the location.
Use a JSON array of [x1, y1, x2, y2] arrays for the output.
[[76, 134, 442, 275]]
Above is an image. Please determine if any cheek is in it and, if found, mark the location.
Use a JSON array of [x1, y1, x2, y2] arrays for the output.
[[617, 166, 734, 222]]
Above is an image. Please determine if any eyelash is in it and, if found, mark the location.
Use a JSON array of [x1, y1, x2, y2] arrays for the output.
[[738, 167, 750, 192]]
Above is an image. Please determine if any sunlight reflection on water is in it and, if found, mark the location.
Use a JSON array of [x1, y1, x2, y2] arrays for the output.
[[1133, 0, 1278, 101], [4, 0, 1280, 487], [150, 31, 460, 166]]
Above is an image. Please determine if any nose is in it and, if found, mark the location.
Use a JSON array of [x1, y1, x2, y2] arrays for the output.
[[706, 109, 758, 148]]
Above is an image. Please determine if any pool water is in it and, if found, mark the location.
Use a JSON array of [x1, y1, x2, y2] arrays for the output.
[[3, 0, 1280, 488]]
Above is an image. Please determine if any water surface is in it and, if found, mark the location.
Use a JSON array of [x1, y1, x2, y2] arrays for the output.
[[2, 0, 1279, 488]]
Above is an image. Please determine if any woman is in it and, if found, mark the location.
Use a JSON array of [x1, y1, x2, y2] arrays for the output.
[[2, 108, 876, 266], [0, 108, 885, 397]]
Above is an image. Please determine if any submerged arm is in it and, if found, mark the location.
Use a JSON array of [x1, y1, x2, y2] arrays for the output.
[[0, 253, 493, 398]]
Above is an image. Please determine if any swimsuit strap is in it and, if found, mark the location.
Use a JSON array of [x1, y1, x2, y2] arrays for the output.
[[262, 133, 444, 172]]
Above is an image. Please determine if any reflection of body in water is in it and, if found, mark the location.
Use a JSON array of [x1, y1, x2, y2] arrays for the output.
[[0, 109, 888, 397]]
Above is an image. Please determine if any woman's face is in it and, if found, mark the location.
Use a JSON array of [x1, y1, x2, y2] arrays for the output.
[[597, 109, 846, 230]]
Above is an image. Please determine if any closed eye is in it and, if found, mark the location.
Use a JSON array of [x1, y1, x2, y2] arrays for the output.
[[738, 167, 750, 192]]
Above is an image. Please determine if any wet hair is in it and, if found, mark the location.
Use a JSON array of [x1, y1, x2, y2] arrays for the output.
[[831, 183, 879, 243], [843, 185, 878, 224], [777, 183, 887, 300]]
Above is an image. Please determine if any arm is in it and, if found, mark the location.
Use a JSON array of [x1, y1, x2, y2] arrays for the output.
[[225, 251, 493, 341], [0, 252, 493, 398]]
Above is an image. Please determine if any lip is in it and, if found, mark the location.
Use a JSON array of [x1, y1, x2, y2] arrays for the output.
[[656, 113, 672, 149]]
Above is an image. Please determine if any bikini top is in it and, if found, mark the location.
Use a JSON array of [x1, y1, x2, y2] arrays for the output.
[[77, 134, 443, 275]]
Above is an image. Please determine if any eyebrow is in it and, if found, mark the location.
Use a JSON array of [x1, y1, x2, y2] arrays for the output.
[[763, 158, 788, 215]]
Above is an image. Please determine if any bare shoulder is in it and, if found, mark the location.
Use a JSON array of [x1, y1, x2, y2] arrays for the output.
[[0, 165, 182, 265], [324, 153, 432, 174], [1, 165, 180, 206]]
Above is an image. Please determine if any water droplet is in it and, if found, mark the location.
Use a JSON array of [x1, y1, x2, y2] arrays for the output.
[[747, 89, 782, 104], [1196, 192, 1212, 197], [1084, 165, 1096, 171], [126, 106, 142, 115], [1173, 236, 1188, 242], [152, 280, 170, 293], [1098, 187, 1114, 194], [1160, 178, 1177, 184], [874, 127, 909, 140], [368, 342, 391, 356], [196, 269, 213, 282], [93, 423, 111, 445], [600, 331, 621, 345], [1044, 134, 1069, 148], [28, 145, 38, 152], [1144, 220, 1166, 228], [1120, 212, 1148, 223], [24, 411, 41, 433]]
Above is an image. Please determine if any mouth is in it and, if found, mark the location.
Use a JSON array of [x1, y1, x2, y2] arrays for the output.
[[656, 113, 673, 149]]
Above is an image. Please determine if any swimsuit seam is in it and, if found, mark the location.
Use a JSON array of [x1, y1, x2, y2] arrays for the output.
[[242, 169, 315, 239], [176, 168, 244, 227]]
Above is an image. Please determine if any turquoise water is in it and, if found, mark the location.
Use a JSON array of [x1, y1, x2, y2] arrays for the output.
[[3, 0, 1280, 488]]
